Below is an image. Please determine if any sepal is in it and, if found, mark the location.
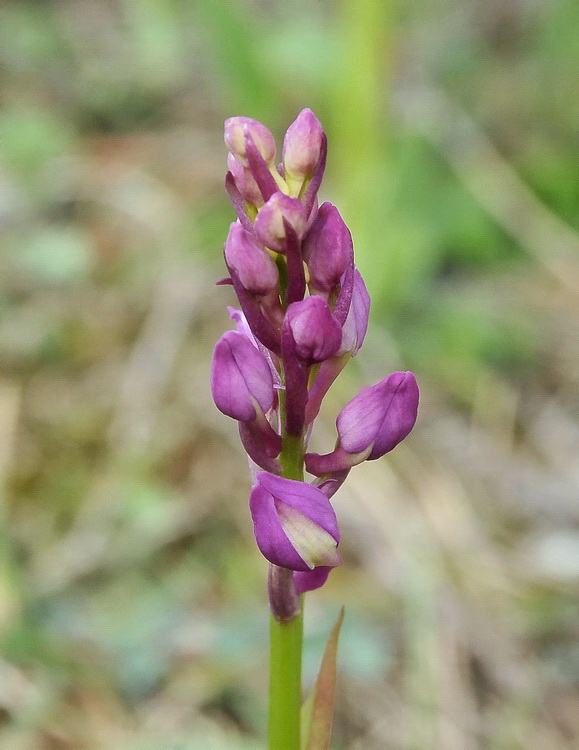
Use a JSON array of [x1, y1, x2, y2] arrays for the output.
[[337, 371, 419, 458]]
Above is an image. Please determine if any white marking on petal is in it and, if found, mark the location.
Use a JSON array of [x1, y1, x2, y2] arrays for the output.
[[274, 500, 340, 570]]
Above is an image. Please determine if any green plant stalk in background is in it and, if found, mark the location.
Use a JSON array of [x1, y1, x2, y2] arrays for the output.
[[331, 0, 391, 297]]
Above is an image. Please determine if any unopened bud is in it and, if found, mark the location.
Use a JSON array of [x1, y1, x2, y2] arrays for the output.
[[224, 116, 276, 167], [306, 371, 419, 475], [254, 192, 306, 252], [211, 330, 275, 422], [285, 296, 342, 363], [224, 222, 278, 296], [303, 202, 353, 293], [282, 108, 324, 181]]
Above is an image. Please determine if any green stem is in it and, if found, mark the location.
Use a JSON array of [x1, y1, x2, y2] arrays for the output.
[[267, 253, 307, 748], [280, 433, 304, 480], [269, 592, 304, 750], [269, 421, 305, 749]]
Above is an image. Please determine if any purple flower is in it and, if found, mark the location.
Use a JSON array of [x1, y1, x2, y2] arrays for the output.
[[254, 192, 306, 252], [284, 296, 342, 363], [282, 108, 324, 184], [224, 222, 278, 296], [306, 371, 419, 475], [303, 203, 353, 293], [211, 330, 275, 422], [224, 116, 276, 167], [250, 472, 341, 572]]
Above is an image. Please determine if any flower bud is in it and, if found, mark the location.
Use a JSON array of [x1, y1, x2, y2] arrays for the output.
[[338, 371, 419, 457], [282, 108, 324, 181], [303, 203, 353, 293], [227, 153, 263, 206], [337, 267, 370, 356], [250, 472, 341, 572], [305, 372, 419, 475], [285, 296, 342, 363], [224, 117, 276, 167], [254, 192, 306, 252], [224, 222, 278, 296], [211, 330, 275, 422]]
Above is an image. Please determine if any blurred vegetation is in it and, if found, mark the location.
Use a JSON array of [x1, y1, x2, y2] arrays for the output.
[[0, 0, 578, 748]]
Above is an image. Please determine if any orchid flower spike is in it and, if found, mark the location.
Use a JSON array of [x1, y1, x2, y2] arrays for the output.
[[215, 109, 419, 615]]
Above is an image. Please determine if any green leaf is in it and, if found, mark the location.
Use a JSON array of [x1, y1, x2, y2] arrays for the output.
[[301, 607, 345, 750]]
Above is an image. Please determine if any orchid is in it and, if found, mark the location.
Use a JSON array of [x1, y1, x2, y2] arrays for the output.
[[212, 108, 419, 750]]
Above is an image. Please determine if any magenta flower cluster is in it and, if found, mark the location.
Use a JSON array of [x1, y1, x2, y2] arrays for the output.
[[211, 109, 419, 613]]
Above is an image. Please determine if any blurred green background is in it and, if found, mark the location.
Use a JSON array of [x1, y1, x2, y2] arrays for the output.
[[1, 1, 578, 748]]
